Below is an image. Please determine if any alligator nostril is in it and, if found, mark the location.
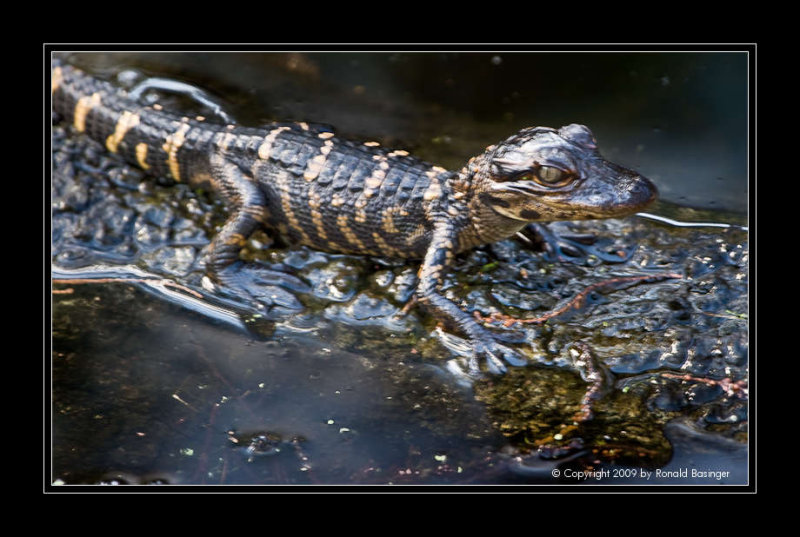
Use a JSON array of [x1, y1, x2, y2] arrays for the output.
[[630, 176, 658, 207]]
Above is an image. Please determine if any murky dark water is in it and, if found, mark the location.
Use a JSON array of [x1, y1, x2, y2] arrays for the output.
[[49, 51, 750, 487]]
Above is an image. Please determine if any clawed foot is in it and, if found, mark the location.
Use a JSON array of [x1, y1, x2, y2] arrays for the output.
[[209, 262, 309, 315], [468, 337, 528, 376], [519, 223, 634, 264]]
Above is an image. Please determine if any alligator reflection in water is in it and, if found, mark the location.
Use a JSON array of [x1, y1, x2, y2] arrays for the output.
[[51, 97, 748, 486]]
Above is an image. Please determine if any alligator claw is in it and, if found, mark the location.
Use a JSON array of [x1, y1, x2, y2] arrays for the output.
[[520, 223, 635, 264], [212, 262, 306, 314], [469, 338, 528, 376]]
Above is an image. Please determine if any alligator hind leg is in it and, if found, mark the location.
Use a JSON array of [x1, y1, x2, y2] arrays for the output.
[[203, 153, 266, 278], [202, 154, 305, 312]]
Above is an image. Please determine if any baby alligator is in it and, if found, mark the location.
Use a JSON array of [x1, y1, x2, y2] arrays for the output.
[[51, 61, 657, 374]]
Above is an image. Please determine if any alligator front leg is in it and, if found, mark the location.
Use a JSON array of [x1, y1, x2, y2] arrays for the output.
[[416, 220, 528, 375], [519, 223, 635, 264]]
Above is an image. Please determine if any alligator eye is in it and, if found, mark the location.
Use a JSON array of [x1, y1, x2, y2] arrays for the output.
[[537, 166, 566, 184], [516, 166, 574, 187]]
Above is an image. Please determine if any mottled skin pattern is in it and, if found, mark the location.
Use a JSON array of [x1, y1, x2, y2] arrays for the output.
[[51, 62, 657, 375]]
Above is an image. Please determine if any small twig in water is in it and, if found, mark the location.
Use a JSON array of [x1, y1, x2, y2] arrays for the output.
[[53, 277, 203, 298], [475, 272, 682, 327], [660, 372, 748, 398], [396, 295, 419, 317], [572, 343, 606, 423], [171, 393, 198, 412], [535, 342, 608, 448]]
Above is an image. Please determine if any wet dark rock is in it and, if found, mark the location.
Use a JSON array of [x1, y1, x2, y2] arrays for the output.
[[305, 259, 362, 303]]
